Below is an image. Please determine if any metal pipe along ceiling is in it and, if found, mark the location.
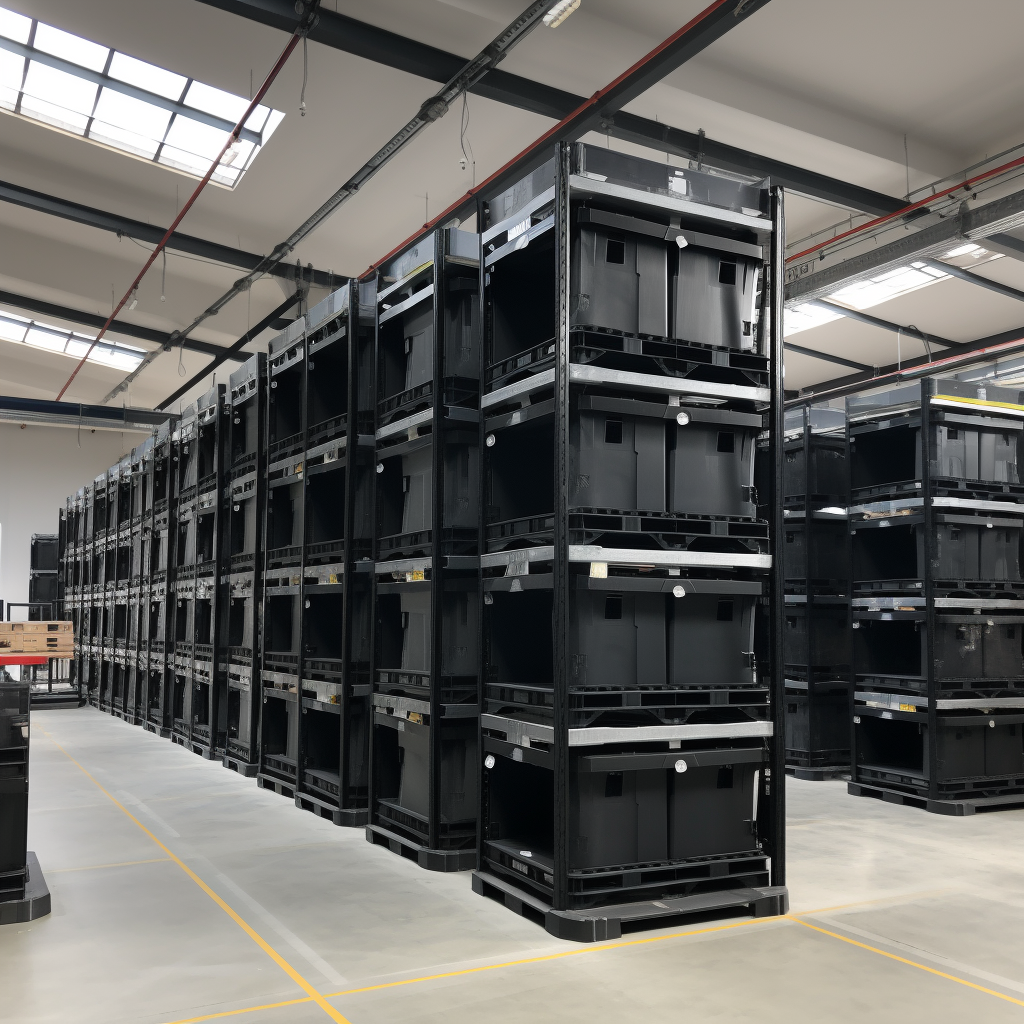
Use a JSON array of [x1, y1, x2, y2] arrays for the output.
[[99, 0, 567, 403]]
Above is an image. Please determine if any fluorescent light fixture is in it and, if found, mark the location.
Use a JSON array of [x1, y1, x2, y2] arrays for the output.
[[0, 311, 145, 370], [0, 5, 285, 188], [786, 263, 950, 337], [944, 242, 982, 259], [544, 0, 581, 28]]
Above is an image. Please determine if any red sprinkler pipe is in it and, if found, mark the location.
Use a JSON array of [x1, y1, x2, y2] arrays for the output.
[[362, 0, 738, 277], [786, 150, 1024, 266], [56, 20, 310, 401]]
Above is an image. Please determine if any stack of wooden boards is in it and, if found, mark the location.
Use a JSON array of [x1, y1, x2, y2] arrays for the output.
[[0, 622, 74, 657]]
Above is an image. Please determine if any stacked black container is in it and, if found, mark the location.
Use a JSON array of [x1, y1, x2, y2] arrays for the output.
[[28, 534, 58, 619], [258, 283, 375, 826], [781, 404, 851, 778], [142, 422, 175, 737], [366, 229, 482, 868], [0, 678, 49, 924], [168, 386, 228, 759], [847, 378, 1024, 813], [472, 142, 786, 940], [220, 354, 268, 776]]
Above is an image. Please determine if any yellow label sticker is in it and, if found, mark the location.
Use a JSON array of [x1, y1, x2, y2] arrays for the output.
[[899, 703, 915, 712], [328, 574, 338, 584], [406, 569, 425, 582]]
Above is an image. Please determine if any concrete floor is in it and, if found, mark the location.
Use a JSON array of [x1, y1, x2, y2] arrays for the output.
[[5, 710, 1024, 1024]]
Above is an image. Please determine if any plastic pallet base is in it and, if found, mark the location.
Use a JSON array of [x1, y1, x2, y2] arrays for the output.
[[170, 733, 214, 759], [848, 781, 1024, 816], [472, 870, 788, 943], [296, 793, 368, 828], [365, 824, 476, 872], [0, 853, 51, 927], [257, 775, 296, 800], [222, 754, 259, 778], [786, 765, 850, 782], [29, 695, 86, 710], [143, 721, 172, 738]]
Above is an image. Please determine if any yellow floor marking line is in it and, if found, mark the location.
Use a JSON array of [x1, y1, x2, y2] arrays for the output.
[[165, 913, 783, 1023], [162, 996, 316, 1024], [325, 915, 780, 1000], [789, 916, 1024, 1008], [49, 857, 173, 873], [41, 731, 352, 1024]]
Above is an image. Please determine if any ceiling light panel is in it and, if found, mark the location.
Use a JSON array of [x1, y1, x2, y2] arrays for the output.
[[0, 310, 144, 370], [0, 5, 285, 188]]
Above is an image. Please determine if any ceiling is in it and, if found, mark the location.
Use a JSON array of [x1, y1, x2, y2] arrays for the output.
[[1, 0, 1023, 412]]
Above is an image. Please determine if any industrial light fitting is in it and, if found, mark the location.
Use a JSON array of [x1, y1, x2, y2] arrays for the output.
[[543, 0, 581, 28]]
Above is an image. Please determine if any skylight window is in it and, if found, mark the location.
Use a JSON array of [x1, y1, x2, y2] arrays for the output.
[[0, 6, 284, 187], [0, 311, 145, 371], [785, 244, 1007, 338]]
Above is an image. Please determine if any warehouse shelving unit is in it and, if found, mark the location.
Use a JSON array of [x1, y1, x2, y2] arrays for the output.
[[781, 404, 851, 779], [847, 378, 1024, 814], [220, 354, 268, 776], [142, 422, 175, 738], [471, 142, 787, 940], [365, 229, 482, 868], [257, 283, 376, 825], [167, 386, 228, 759]]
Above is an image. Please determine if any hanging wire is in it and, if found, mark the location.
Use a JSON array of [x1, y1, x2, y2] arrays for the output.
[[460, 92, 476, 186], [300, 35, 309, 116], [160, 250, 167, 302]]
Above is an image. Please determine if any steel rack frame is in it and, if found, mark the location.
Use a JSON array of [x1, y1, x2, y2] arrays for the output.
[[366, 229, 483, 868], [166, 386, 228, 760], [780, 403, 851, 780], [258, 317, 308, 800], [143, 422, 175, 738], [471, 142, 787, 941], [296, 282, 375, 825], [847, 378, 1024, 812], [221, 354, 268, 777], [257, 284, 375, 824]]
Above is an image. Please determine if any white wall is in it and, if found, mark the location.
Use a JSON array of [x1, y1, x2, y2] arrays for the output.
[[0, 421, 147, 614]]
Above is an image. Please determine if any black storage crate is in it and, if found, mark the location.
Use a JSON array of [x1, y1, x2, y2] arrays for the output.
[[0, 681, 29, 901], [474, 143, 785, 939], [853, 707, 1024, 800]]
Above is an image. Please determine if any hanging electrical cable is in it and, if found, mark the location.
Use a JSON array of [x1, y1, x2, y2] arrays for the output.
[[102, 0, 564, 405], [55, 0, 322, 402]]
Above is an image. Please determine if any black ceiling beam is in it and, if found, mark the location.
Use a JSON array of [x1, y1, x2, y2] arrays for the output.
[[157, 291, 300, 410], [0, 179, 337, 288], [196, 0, 906, 218], [923, 259, 1024, 303], [791, 321, 1024, 404], [784, 341, 872, 371], [0, 395, 173, 429], [811, 298, 959, 352], [986, 233, 1024, 262], [0, 287, 225, 357]]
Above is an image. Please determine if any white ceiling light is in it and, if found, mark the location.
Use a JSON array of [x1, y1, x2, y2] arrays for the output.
[[0, 311, 145, 371], [543, 0, 581, 28], [0, 4, 285, 188]]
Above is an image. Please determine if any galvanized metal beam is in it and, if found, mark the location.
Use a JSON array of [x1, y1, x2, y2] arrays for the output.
[[0, 179, 337, 287], [812, 298, 958, 352], [791, 321, 1024, 404], [786, 184, 1024, 305], [196, 0, 905, 217]]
